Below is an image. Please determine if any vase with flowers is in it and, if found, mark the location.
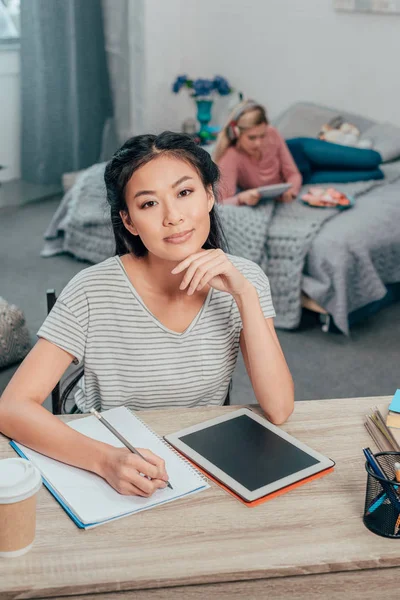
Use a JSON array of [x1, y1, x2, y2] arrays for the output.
[[172, 75, 232, 143]]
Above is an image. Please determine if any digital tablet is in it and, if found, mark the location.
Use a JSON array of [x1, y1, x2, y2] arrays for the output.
[[164, 408, 335, 502], [257, 183, 292, 198]]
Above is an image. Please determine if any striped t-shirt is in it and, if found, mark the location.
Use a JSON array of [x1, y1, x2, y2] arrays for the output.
[[38, 254, 275, 412]]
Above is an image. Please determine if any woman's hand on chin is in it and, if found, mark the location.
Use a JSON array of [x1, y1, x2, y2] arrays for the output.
[[171, 249, 253, 299]]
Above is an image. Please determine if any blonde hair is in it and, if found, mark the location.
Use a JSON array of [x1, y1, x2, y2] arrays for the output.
[[213, 100, 268, 163]]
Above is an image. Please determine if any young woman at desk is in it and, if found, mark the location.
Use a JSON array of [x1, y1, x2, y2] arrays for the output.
[[0, 132, 294, 498], [214, 99, 302, 205]]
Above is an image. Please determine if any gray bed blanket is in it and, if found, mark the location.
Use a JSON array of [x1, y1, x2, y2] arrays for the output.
[[42, 162, 400, 332], [268, 162, 400, 331], [303, 161, 400, 334]]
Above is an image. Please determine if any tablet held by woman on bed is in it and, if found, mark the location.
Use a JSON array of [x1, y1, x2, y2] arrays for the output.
[[257, 183, 292, 199]]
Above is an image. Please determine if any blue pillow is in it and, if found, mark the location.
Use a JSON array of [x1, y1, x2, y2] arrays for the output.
[[308, 168, 384, 184], [286, 138, 383, 184]]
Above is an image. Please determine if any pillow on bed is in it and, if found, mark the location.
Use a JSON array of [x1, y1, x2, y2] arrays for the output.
[[273, 102, 376, 138], [287, 137, 382, 169], [308, 168, 384, 184], [286, 138, 383, 184], [360, 122, 400, 163], [273, 103, 340, 138]]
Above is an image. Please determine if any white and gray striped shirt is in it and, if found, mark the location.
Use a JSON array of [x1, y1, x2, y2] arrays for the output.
[[38, 254, 275, 412]]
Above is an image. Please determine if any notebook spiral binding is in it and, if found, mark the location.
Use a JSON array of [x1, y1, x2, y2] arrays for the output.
[[131, 411, 209, 485]]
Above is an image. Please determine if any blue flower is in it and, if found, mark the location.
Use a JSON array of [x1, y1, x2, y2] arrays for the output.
[[172, 74, 232, 97], [172, 74, 188, 94], [193, 78, 214, 97], [213, 76, 231, 96]]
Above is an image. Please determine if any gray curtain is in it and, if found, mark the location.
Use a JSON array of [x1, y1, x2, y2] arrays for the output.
[[102, 0, 145, 143], [20, 0, 113, 184]]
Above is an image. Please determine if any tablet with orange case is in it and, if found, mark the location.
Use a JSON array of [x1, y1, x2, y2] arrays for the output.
[[193, 461, 334, 507], [165, 408, 335, 504]]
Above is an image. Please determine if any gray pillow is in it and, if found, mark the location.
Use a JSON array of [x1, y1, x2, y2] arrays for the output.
[[360, 122, 400, 162], [273, 101, 376, 138], [273, 102, 339, 138]]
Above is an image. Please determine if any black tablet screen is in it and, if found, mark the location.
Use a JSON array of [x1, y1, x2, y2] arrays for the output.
[[180, 414, 319, 491]]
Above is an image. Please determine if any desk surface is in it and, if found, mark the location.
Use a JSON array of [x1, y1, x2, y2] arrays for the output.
[[1, 396, 399, 599]]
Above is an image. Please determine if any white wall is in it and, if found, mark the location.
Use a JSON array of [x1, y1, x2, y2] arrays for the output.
[[142, 0, 187, 133], [134, 0, 236, 134], [4, 0, 398, 175], [130, 0, 197, 135], [0, 48, 20, 181], [141, 0, 400, 130]]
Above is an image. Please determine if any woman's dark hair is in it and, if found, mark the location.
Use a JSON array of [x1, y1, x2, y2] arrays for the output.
[[104, 131, 228, 257]]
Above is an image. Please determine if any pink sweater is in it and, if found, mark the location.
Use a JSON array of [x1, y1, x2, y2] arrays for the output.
[[218, 126, 302, 205]]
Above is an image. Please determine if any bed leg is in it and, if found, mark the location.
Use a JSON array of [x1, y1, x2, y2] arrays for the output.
[[319, 314, 331, 333]]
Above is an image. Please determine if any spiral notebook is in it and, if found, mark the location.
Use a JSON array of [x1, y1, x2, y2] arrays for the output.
[[10, 407, 209, 529]]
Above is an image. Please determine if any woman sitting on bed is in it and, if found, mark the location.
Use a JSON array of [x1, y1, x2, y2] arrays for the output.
[[0, 132, 294, 498], [214, 100, 302, 205]]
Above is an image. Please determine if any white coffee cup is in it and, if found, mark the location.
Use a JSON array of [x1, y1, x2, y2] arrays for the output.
[[0, 458, 42, 558]]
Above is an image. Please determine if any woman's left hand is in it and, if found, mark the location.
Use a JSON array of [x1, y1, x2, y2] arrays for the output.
[[171, 249, 252, 298], [279, 190, 297, 203]]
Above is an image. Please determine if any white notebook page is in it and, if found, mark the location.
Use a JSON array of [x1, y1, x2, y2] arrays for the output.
[[13, 407, 208, 525]]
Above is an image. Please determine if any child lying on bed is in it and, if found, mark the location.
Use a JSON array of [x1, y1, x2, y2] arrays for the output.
[[213, 100, 302, 206]]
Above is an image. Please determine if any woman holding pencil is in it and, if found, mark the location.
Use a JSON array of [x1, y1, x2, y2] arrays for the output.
[[0, 132, 294, 497]]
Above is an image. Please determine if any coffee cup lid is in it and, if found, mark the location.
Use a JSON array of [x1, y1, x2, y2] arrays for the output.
[[0, 458, 42, 504]]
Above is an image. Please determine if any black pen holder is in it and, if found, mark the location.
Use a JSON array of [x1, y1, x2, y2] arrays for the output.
[[363, 452, 400, 538]]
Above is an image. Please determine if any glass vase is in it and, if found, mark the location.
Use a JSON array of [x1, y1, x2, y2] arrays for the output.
[[195, 98, 213, 143]]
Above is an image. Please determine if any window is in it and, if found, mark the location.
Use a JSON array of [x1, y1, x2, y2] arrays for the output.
[[0, 0, 20, 43]]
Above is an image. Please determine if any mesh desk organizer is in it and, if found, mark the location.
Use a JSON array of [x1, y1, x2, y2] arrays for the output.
[[364, 451, 400, 539]]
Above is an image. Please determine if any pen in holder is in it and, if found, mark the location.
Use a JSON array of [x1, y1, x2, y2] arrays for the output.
[[363, 451, 400, 538]]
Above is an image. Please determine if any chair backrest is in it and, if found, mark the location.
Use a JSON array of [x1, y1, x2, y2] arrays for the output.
[[46, 289, 83, 415], [46, 290, 61, 414], [223, 380, 231, 406]]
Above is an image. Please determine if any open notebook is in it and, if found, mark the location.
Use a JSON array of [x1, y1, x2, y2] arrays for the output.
[[10, 407, 209, 529]]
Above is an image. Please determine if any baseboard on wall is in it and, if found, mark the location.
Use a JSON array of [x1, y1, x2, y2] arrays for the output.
[[62, 170, 86, 193], [0, 179, 62, 208]]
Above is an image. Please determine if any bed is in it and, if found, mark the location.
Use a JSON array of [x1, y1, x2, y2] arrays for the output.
[[300, 179, 400, 333], [42, 103, 400, 335], [273, 102, 400, 333]]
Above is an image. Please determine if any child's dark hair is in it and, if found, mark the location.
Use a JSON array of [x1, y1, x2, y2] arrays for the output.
[[104, 131, 227, 257]]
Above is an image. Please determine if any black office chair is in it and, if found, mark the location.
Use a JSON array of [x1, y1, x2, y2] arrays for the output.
[[46, 289, 83, 415], [224, 382, 231, 406]]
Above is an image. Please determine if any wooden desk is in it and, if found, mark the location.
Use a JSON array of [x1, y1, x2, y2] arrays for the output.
[[1, 396, 400, 600]]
